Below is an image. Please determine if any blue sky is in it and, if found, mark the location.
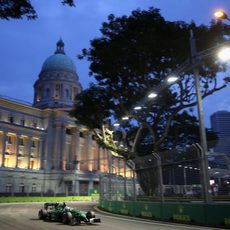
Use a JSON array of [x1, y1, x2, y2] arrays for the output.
[[0, 0, 229, 126]]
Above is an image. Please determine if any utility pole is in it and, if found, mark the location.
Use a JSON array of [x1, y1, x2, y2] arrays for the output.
[[190, 30, 212, 203]]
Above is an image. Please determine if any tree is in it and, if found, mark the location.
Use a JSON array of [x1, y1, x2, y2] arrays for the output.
[[71, 7, 229, 195], [0, 0, 75, 20]]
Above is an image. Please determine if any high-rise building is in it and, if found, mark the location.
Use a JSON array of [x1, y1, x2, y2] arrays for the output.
[[0, 40, 124, 196], [210, 111, 230, 156]]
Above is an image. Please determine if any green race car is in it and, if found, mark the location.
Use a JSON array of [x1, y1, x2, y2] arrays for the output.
[[38, 202, 101, 225]]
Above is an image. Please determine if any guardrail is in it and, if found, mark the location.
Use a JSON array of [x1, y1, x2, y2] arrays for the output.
[[99, 199, 230, 228]]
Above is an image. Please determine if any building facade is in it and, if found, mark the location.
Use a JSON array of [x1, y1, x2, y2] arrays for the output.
[[210, 111, 230, 156], [0, 40, 120, 196]]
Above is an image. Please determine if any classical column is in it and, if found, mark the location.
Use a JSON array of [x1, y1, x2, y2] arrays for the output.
[[46, 113, 55, 170], [86, 132, 92, 171], [75, 128, 80, 170], [54, 124, 61, 170], [27, 137, 32, 169], [96, 145, 101, 171], [1, 132, 7, 167], [88, 180, 94, 195], [75, 180, 80, 196], [39, 138, 45, 170], [60, 125, 66, 170], [15, 135, 20, 168], [71, 128, 76, 164]]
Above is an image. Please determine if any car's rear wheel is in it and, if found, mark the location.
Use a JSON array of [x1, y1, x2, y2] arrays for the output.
[[62, 212, 73, 225], [38, 209, 47, 220], [86, 211, 95, 219]]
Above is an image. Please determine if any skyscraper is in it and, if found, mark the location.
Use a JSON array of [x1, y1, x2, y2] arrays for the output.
[[210, 111, 230, 156]]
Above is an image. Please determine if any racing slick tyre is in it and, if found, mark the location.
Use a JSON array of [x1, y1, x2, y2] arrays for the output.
[[62, 212, 73, 225], [38, 209, 47, 220], [86, 211, 95, 219]]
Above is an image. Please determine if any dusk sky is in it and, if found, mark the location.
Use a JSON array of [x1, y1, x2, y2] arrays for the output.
[[0, 0, 230, 127]]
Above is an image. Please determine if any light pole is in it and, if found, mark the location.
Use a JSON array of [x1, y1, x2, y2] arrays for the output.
[[190, 30, 212, 203], [183, 166, 187, 194]]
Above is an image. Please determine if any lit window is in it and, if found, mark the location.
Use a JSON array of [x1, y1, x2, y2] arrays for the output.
[[6, 136, 12, 144]]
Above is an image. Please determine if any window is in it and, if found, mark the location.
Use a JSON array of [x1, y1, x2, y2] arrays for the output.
[[21, 119, 25, 126], [66, 129, 71, 135], [67, 181, 73, 193], [5, 183, 12, 193], [32, 140, 36, 148], [80, 132, 84, 138], [19, 183, 25, 193], [30, 160, 35, 169], [6, 136, 12, 144], [32, 122, 37, 128], [8, 116, 14, 123], [32, 183, 36, 192], [19, 138, 24, 146]]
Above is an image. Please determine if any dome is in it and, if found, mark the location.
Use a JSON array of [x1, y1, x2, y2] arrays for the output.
[[42, 53, 76, 72], [33, 39, 82, 110], [41, 39, 76, 72]]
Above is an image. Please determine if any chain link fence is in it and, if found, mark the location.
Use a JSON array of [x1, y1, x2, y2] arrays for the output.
[[100, 145, 230, 202]]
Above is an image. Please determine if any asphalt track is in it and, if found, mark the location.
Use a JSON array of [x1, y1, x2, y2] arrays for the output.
[[0, 201, 224, 230]]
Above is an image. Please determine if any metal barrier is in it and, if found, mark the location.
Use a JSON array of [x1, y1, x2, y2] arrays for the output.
[[99, 199, 230, 228]]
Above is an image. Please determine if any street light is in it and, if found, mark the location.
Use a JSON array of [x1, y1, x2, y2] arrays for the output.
[[214, 9, 230, 21], [148, 92, 157, 98], [134, 106, 142, 110], [218, 47, 230, 61], [167, 76, 178, 83]]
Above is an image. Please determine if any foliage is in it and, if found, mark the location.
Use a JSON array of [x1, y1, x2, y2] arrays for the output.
[[71, 7, 228, 194], [0, 196, 91, 203], [74, 7, 226, 153], [0, 0, 75, 20]]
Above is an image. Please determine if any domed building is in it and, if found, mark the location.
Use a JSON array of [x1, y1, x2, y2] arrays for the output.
[[0, 40, 119, 196], [33, 39, 82, 109]]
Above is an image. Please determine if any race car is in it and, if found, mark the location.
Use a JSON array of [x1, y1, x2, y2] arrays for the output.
[[38, 202, 101, 225]]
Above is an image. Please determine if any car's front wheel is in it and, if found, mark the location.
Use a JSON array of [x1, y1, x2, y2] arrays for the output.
[[62, 212, 73, 225]]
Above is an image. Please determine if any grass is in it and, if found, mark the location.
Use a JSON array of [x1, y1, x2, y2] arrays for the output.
[[0, 196, 92, 203]]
